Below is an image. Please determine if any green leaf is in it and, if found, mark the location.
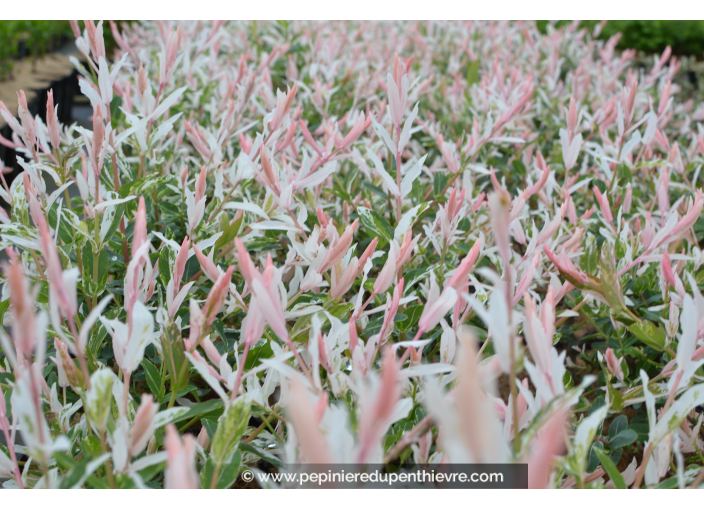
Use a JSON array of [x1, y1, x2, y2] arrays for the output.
[[654, 476, 680, 489], [200, 451, 242, 489], [215, 215, 243, 253], [433, 172, 448, 197], [580, 233, 599, 275], [142, 360, 161, 399], [160, 383, 198, 404], [59, 455, 91, 489], [608, 415, 628, 438], [563, 370, 574, 390], [101, 204, 126, 246], [597, 354, 624, 413], [628, 320, 667, 351], [396, 305, 424, 331], [238, 441, 283, 468], [0, 298, 10, 328], [628, 423, 649, 443], [590, 396, 606, 415], [466, 59, 480, 86], [137, 460, 166, 483], [511, 159, 526, 176], [110, 96, 123, 123], [606, 375, 624, 412], [202, 418, 218, 441], [62, 140, 83, 168], [162, 321, 189, 392], [54, 452, 109, 489], [586, 442, 604, 473], [171, 399, 225, 424], [158, 253, 172, 287], [82, 243, 109, 296], [617, 164, 632, 183], [599, 243, 626, 316], [609, 429, 638, 449], [362, 181, 388, 200], [595, 448, 626, 489], [328, 302, 354, 319], [593, 179, 607, 194], [396, 201, 430, 238], [119, 174, 174, 198], [211, 398, 251, 466], [357, 206, 394, 242], [403, 265, 434, 289], [633, 276, 650, 295], [609, 448, 623, 467], [244, 340, 274, 371]]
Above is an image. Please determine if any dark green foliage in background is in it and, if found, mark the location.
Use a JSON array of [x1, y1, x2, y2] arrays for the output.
[[603, 20, 704, 56], [0, 21, 126, 82], [4, 21, 704, 84], [538, 20, 704, 57], [0, 21, 74, 81]]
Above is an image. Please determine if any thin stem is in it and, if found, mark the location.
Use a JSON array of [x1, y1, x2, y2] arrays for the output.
[[98, 429, 117, 489], [209, 464, 221, 489], [244, 421, 268, 443], [287, 207, 309, 241], [68, 317, 92, 390], [206, 177, 240, 224], [0, 411, 24, 489], [632, 442, 654, 489], [29, 250, 47, 281], [383, 414, 434, 464], [123, 372, 131, 416], [28, 364, 50, 486], [230, 342, 251, 401], [394, 125, 403, 223]]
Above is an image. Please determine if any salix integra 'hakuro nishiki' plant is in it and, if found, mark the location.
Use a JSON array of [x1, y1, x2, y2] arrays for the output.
[[1, 20, 704, 489]]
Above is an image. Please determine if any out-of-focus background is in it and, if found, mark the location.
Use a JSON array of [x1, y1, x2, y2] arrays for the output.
[[2, 20, 704, 178], [0, 21, 130, 206]]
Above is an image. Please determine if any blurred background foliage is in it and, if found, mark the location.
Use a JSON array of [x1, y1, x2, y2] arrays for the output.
[[601, 20, 704, 56], [0, 20, 122, 82], [538, 20, 704, 56], [0, 21, 74, 81], [2, 20, 704, 83]]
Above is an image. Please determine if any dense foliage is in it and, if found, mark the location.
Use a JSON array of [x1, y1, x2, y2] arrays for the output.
[[601, 20, 704, 57], [1, 20, 704, 489], [0, 21, 75, 81], [538, 20, 704, 57]]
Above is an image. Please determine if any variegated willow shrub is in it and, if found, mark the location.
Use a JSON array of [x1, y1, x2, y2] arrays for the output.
[[0, 20, 704, 489]]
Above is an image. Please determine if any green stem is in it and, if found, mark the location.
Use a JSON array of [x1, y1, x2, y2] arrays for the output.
[[98, 429, 117, 489], [209, 464, 222, 489], [92, 210, 100, 310]]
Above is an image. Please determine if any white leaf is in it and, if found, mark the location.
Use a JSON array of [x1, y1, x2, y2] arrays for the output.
[[366, 148, 399, 196], [149, 86, 188, 120], [295, 161, 338, 189], [46, 182, 73, 211], [370, 114, 397, 154], [395, 202, 429, 241], [398, 102, 419, 153], [94, 195, 136, 213], [223, 201, 269, 219], [653, 384, 704, 443], [154, 408, 189, 428], [573, 404, 608, 468], [400, 363, 455, 378], [185, 352, 229, 403], [400, 155, 426, 197]]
